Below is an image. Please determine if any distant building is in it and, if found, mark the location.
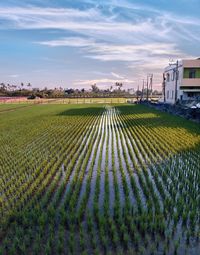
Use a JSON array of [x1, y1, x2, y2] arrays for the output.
[[163, 58, 200, 104]]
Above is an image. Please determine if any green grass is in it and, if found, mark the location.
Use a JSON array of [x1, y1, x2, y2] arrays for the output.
[[0, 104, 199, 255], [0, 103, 30, 111]]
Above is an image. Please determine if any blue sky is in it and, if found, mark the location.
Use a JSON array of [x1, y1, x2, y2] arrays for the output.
[[0, 0, 200, 90]]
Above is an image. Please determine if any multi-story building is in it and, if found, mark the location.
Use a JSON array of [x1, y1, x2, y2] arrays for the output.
[[163, 58, 200, 104]]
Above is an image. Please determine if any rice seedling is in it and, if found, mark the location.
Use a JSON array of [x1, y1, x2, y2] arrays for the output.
[[0, 103, 199, 254]]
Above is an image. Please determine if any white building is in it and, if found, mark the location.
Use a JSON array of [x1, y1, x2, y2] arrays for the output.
[[163, 58, 200, 104]]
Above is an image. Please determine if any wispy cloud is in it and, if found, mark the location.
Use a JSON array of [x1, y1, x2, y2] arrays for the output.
[[8, 74, 20, 78], [0, 1, 199, 89], [111, 72, 125, 79], [1, 5, 199, 45], [38, 37, 95, 47], [38, 37, 187, 61], [74, 78, 135, 88]]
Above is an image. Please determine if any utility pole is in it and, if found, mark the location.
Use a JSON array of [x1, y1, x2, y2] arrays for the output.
[[137, 84, 139, 102], [141, 79, 145, 101], [148, 74, 153, 101], [146, 75, 149, 101], [162, 73, 166, 103], [174, 60, 178, 103]]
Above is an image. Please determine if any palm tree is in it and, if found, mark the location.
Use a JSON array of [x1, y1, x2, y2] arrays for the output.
[[11, 85, 17, 91], [7, 84, 11, 91], [115, 82, 123, 90], [27, 83, 32, 89], [0, 83, 6, 91], [20, 82, 24, 90]]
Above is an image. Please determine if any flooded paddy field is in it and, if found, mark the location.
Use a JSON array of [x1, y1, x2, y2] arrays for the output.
[[0, 103, 199, 255]]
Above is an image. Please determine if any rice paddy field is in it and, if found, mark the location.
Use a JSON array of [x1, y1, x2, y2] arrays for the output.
[[0, 97, 128, 105], [0, 103, 199, 255]]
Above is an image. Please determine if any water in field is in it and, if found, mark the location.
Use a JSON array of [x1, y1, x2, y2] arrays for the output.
[[0, 104, 200, 255]]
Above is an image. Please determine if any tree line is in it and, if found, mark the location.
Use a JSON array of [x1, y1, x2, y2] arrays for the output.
[[0, 82, 161, 98]]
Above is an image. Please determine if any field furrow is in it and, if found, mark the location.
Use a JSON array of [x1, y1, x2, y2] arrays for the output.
[[0, 103, 199, 255]]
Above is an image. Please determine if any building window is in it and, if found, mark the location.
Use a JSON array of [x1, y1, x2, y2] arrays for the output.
[[167, 90, 169, 99], [166, 73, 170, 82], [172, 90, 174, 99], [189, 69, 196, 78]]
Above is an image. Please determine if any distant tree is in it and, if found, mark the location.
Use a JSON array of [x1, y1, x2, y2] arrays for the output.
[[91, 84, 99, 93], [152, 90, 162, 95], [27, 83, 32, 89], [11, 85, 17, 91], [0, 83, 6, 92], [135, 90, 142, 97], [65, 88, 75, 95], [7, 84, 11, 91], [115, 82, 123, 90]]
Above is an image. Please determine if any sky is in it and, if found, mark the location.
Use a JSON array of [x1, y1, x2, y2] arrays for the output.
[[0, 0, 200, 90]]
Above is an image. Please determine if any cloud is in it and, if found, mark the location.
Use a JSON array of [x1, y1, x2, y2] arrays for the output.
[[8, 74, 19, 78], [38, 37, 95, 47], [73, 78, 136, 88], [84, 43, 184, 62], [1, 5, 199, 45], [111, 72, 125, 79], [0, 3, 199, 41], [0, 6, 125, 31], [0, 2, 199, 89], [38, 37, 186, 62]]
